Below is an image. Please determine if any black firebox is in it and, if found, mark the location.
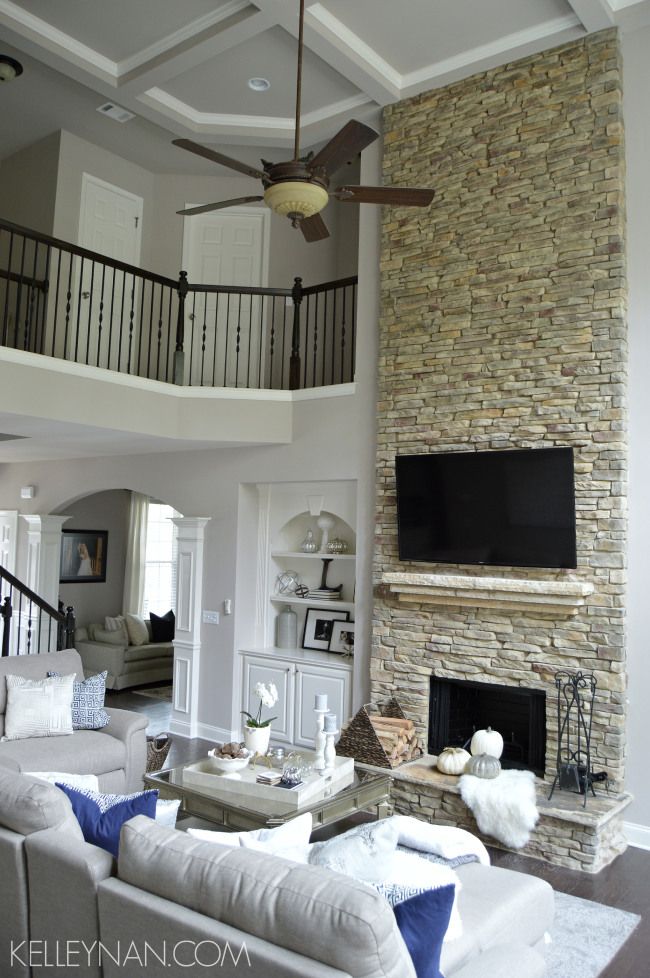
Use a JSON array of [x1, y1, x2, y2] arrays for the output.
[[429, 676, 546, 776]]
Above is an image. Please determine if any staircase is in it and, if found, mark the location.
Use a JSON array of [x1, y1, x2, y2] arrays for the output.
[[0, 565, 75, 656]]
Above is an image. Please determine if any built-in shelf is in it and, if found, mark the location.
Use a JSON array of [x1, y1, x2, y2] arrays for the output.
[[382, 572, 594, 616], [270, 595, 354, 611], [272, 551, 356, 560]]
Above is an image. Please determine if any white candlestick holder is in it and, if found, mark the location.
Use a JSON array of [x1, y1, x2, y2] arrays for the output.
[[314, 708, 328, 771], [323, 728, 339, 770]]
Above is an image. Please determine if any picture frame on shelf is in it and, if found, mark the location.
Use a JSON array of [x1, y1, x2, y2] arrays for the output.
[[60, 530, 108, 583], [302, 607, 349, 651], [329, 620, 355, 656]]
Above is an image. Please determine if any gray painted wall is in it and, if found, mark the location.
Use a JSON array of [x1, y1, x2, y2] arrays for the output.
[[56, 489, 130, 627], [0, 132, 60, 234]]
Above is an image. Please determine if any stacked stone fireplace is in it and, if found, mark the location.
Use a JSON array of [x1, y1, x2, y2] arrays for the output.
[[372, 29, 628, 871]]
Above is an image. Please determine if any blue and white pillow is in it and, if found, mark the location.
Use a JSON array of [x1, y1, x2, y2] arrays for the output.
[[55, 784, 158, 857], [392, 885, 455, 978], [48, 670, 110, 730]]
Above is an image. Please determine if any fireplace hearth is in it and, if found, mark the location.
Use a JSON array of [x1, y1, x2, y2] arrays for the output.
[[429, 677, 546, 776]]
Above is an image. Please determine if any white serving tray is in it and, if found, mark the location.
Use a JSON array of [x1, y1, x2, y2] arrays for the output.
[[182, 753, 354, 810]]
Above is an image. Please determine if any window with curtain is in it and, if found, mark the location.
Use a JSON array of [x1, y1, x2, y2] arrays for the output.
[[142, 503, 179, 617]]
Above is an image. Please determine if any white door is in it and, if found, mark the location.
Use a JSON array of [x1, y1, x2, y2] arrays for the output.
[[76, 174, 143, 372], [182, 208, 270, 387], [242, 654, 294, 744]]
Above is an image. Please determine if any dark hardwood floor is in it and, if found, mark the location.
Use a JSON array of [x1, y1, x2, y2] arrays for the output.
[[111, 687, 649, 977]]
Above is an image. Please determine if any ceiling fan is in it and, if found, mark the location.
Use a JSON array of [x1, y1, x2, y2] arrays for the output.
[[172, 0, 434, 242]]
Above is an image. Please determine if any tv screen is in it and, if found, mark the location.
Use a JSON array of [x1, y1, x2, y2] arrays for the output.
[[395, 447, 576, 569]]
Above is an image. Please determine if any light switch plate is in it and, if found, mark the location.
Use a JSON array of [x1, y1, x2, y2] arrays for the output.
[[202, 610, 220, 625]]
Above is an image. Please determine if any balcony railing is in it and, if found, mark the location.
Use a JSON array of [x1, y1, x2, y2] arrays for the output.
[[0, 218, 357, 391]]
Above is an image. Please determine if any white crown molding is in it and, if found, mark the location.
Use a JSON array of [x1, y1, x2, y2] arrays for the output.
[[400, 14, 584, 96], [0, 0, 117, 81], [565, 0, 615, 31], [142, 87, 371, 137], [307, 4, 401, 93]]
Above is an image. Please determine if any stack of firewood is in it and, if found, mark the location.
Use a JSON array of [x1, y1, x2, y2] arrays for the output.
[[367, 713, 419, 767]]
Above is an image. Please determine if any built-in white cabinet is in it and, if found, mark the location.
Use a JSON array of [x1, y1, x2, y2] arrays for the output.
[[240, 650, 352, 748], [236, 480, 357, 746], [241, 654, 293, 742]]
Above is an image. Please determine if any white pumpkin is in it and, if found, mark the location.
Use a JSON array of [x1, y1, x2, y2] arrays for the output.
[[436, 746, 471, 775], [470, 726, 504, 759]]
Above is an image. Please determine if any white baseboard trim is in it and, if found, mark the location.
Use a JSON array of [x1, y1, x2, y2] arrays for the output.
[[624, 820, 650, 849], [169, 718, 192, 739], [195, 721, 239, 743]]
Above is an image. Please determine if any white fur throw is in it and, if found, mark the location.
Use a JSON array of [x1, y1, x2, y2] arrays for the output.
[[459, 770, 539, 849]]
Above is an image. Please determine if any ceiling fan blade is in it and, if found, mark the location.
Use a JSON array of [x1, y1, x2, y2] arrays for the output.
[[309, 121, 379, 177], [172, 139, 266, 180], [300, 213, 330, 243], [333, 185, 435, 206], [177, 196, 263, 217]]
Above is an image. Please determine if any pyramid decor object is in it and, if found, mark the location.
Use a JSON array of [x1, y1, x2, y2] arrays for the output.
[[336, 698, 422, 769]]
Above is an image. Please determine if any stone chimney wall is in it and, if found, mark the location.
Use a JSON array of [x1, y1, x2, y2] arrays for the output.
[[373, 30, 627, 789]]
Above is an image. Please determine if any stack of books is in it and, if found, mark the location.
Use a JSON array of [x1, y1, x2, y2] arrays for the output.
[[307, 588, 342, 601], [256, 771, 282, 786]]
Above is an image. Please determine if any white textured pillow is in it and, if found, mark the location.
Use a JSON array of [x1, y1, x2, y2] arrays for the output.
[[308, 819, 400, 882], [155, 799, 181, 828], [187, 812, 313, 853], [4, 674, 75, 740], [104, 615, 129, 643], [125, 613, 149, 647]]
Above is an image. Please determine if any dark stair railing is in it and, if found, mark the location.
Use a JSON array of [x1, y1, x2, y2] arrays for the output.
[[0, 217, 357, 391], [0, 565, 75, 656]]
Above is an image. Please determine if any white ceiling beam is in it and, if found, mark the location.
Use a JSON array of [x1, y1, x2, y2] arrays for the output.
[[564, 0, 616, 31], [117, 5, 273, 94], [251, 0, 398, 106]]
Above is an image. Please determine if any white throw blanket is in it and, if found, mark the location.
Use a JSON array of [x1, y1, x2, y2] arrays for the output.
[[391, 814, 491, 866], [459, 770, 539, 849]]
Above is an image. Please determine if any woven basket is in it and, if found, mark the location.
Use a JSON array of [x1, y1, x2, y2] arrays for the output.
[[146, 733, 172, 773]]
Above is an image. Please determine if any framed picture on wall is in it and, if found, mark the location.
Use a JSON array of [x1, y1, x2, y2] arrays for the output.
[[60, 530, 108, 583], [302, 607, 349, 651]]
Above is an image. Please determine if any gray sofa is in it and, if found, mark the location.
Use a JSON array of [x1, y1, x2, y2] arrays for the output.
[[0, 649, 148, 793], [0, 771, 554, 978], [75, 621, 173, 690]]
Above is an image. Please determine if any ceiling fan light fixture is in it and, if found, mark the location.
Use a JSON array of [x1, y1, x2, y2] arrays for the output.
[[0, 55, 23, 83], [263, 181, 328, 221]]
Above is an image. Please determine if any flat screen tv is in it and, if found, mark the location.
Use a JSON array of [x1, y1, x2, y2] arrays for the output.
[[395, 447, 577, 569]]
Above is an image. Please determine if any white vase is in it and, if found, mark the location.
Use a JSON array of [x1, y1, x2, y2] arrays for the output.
[[244, 725, 271, 755]]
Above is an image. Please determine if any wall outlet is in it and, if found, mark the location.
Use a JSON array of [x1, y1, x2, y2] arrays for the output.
[[202, 610, 220, 625]]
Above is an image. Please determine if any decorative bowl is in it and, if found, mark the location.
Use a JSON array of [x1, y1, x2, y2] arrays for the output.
[[207, 749, 251, 776]]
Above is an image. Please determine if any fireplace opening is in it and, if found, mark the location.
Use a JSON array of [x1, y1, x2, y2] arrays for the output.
[[429, 677, 546, 776]]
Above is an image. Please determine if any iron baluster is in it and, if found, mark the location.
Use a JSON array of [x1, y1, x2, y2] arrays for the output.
[[85, 259, 95, 363], [174, 270, 188, 385], [1, 594, 12, 657], [96, 262, 106, 367]]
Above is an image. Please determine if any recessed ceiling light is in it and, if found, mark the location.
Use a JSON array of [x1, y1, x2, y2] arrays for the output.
[[248, 77, 270, 92], [0, 55, 23, 83]]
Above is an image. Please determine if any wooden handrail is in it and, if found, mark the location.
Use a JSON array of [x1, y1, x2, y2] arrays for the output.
[[0, 565, 64, 621], [0, 218, 178, 290], [302, 275, 358, 296], [0, 267, 48, 292]]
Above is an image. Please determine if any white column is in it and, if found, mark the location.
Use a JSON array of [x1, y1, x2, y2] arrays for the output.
[[21, 516, 70, 608], [20, 515, 70, 653], [170, 517, 210, 738]]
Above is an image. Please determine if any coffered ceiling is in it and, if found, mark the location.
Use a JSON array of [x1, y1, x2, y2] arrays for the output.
[[1, 0, 649, 171]]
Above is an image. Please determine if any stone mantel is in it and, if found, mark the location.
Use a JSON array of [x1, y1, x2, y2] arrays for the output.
[[381, 572, 595, 616]]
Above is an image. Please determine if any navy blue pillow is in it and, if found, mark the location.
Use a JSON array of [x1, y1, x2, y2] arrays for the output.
[[55, 783, 158, 858], [149, 609, 175, 642], [393, 884, 455, 978]]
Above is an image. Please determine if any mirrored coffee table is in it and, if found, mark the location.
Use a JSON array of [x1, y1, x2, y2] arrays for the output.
[[144, 756, 392, 832]]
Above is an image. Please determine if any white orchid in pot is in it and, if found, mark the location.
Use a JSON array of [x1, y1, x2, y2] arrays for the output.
[[241, 681, 278, 756]]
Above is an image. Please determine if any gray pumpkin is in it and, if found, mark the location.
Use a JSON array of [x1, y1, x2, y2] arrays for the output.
[[464, 753, 501, 779]]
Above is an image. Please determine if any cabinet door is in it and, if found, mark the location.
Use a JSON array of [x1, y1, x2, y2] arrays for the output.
[[242, 655, 294, 744], [294, 664, 351, 748]]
